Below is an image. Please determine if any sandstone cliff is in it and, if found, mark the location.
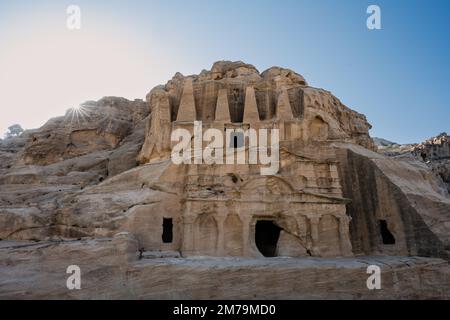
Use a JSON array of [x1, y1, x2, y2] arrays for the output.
[[375, 133, 450, 194], [0, 61, 449, 299]]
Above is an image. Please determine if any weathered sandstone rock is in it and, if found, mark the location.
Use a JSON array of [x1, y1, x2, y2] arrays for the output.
[[0, 238, 449, 299], [0, 61, 449, 299], [375, 133, 450, 194]]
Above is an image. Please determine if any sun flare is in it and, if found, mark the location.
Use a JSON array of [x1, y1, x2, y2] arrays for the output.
[[67, 104, 91, 126]]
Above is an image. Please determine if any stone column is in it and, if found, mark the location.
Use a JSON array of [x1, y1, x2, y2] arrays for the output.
[[241, 216, 252, 257], [295, 215, 308, 245], [215, 89, 231, 122], [176, 78, 196, 121], [216, 213, 227, 256], [309, 216, 321, 256], [243, 86, 259, 123], [182, 215, 196, 257], [276, 88, 295, 120], [338, 215, 353, 257]]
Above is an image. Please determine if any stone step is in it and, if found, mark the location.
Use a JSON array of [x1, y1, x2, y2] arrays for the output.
[[140, 250, 181, 259]]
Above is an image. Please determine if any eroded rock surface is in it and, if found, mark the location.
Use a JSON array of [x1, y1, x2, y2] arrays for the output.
[[1, 237, 449, 299], [0, 97, 149, 241], [375, 133, 450, 194], [0, 61, 449, 299]]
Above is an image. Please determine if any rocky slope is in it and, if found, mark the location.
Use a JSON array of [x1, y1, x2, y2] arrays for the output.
[[375, 133, 450, 193], [0, 97, 149, 241]]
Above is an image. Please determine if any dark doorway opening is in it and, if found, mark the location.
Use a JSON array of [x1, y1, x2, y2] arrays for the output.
[[379, 220, 395, 245], [255, 220, 282, 257], [162, 218, 173, 243], [230, 132, 244, 149]]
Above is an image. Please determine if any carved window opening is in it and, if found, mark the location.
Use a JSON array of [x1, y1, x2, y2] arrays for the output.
[[255, 220, 282, 257], [379, 220, 395, 245], [162, 218, 173, 243], [230, 132, 244, 149]]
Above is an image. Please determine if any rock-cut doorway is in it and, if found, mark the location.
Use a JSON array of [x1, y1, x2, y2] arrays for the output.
[[255, 220, 282, 257]]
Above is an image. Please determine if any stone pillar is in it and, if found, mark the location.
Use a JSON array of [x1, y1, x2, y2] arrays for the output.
[[138, 92, 173, 163], [309, 216, 321, 256], [216, 213, 227, 256], [243, 86, 259, 123], [158, 94, 173, 153], [295, 215, 308, 244], [276, 88, 294, 120], [176, 78, 196, 121], [241, 216, 252, 257], [181, 215, 196, 257], [215, 89, 231, 122], [338, 215, 353, 257]]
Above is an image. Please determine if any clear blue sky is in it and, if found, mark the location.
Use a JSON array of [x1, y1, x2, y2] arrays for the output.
[[0, 0, 449, 143]]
